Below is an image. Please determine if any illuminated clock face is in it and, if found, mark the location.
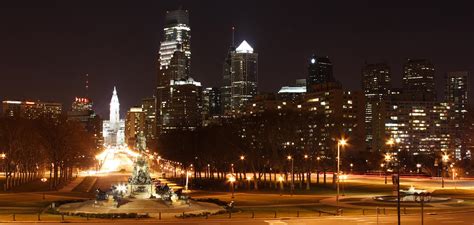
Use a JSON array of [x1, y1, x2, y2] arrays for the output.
[[311, 58, 316, 64]]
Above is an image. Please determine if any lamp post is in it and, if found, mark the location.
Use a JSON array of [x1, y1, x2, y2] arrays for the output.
[[207, 164, 210, 179], [384, 153, 392, 184], [304, 154, 310, 190], [387, 138, 401, 225], [246, 176, 252, 191], [336, 138, 347, 214], [1, 153, 6, 191], [40, 177, 48, 200], [441, 154, 449, 188], [185, 170, 190, 191], [240, 155, 245, 180], [380, 163, 385, 180], [287, 155, 294, 195], [278, 175, 284, 196], [229, 175, 236, 199], [316, 156, 321, 184]]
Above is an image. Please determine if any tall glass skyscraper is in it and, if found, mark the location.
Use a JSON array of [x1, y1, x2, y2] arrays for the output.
[[230, 40, 258, 111], [158, 9, 191, 73]]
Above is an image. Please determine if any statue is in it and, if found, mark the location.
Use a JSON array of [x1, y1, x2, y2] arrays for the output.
[[136, 131, 146, 152], [129, 131, 152, 188], [129, 156, 152, 186]]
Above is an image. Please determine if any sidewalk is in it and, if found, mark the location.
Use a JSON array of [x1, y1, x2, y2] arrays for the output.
[[58, 176, 86, 192]]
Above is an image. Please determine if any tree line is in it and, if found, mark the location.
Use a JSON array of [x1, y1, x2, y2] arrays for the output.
[[0, 116, 96, 191]]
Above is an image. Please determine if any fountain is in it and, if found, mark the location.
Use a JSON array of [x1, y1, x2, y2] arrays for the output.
[[374, 186, 450, 203], [56, 133, 223, 217]]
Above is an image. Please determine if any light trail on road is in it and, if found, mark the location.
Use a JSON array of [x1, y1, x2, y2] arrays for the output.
[[94, 146, 140, 173]]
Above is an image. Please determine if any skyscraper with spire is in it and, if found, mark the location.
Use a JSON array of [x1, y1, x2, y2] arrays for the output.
[[230, 40, 258, 111], [103, 87, 125, 146], [221, 27, 236, 114]]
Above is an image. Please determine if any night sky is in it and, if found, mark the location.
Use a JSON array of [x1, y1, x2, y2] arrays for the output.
[[1, 0, 473, 118]]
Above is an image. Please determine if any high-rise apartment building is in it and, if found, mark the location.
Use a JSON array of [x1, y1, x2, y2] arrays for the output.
[[361, 63, 391, 153], [402, 59, 436, 101], [238, 83, 365, 167], [385, 100, 452, 162], [446, 71, 469, 159]]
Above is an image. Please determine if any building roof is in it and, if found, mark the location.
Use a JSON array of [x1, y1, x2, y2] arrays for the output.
[[236, 40, 254, 53]]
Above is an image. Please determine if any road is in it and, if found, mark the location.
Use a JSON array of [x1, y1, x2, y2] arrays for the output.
[[4, 211, 474, 224]]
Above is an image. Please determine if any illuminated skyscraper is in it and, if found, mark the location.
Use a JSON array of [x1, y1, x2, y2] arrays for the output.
[[446, 71, 470, 159], [158, 9, 191, 72], [402, 59, 436, 101], [361, 63, 391, 153], [221, 32, 236, 114], [162, 77, 202, 131], [156, 9, 195, 135], [307, 54, 335, 92], [230, 40, 258, 111]]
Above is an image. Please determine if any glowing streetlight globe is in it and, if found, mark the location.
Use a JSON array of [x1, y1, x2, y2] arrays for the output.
[[338, 138, 347, 146]]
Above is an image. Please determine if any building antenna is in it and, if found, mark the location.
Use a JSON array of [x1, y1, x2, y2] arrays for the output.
[[232, 26, 235, 47]]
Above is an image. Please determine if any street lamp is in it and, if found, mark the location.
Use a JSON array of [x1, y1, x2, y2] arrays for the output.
[[386, 138, 401, 225], [207, 164, 210, 179], [336, 138, 347, 214], [1, 153, 5, 191], [304, 154, 310, 190], [40, 177, 48, 200], [384, 153, 392, 184], [316, 156, 321, 184], [441, 153, 449, 188], [240, 155, 246, 180], [246, 176, 252, 190], [287, 155, 294, 195], [278, 175, 284, 196], [228, 175, 236, 199]]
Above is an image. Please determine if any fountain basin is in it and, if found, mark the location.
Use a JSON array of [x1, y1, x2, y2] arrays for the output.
[[374, 195, 450, 203]]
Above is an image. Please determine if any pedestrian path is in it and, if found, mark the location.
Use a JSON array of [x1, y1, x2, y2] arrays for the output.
[[58, 176, 85, 192]]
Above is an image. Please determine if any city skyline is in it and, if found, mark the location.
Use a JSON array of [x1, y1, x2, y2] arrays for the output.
[[1, 0, 473, 118]]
